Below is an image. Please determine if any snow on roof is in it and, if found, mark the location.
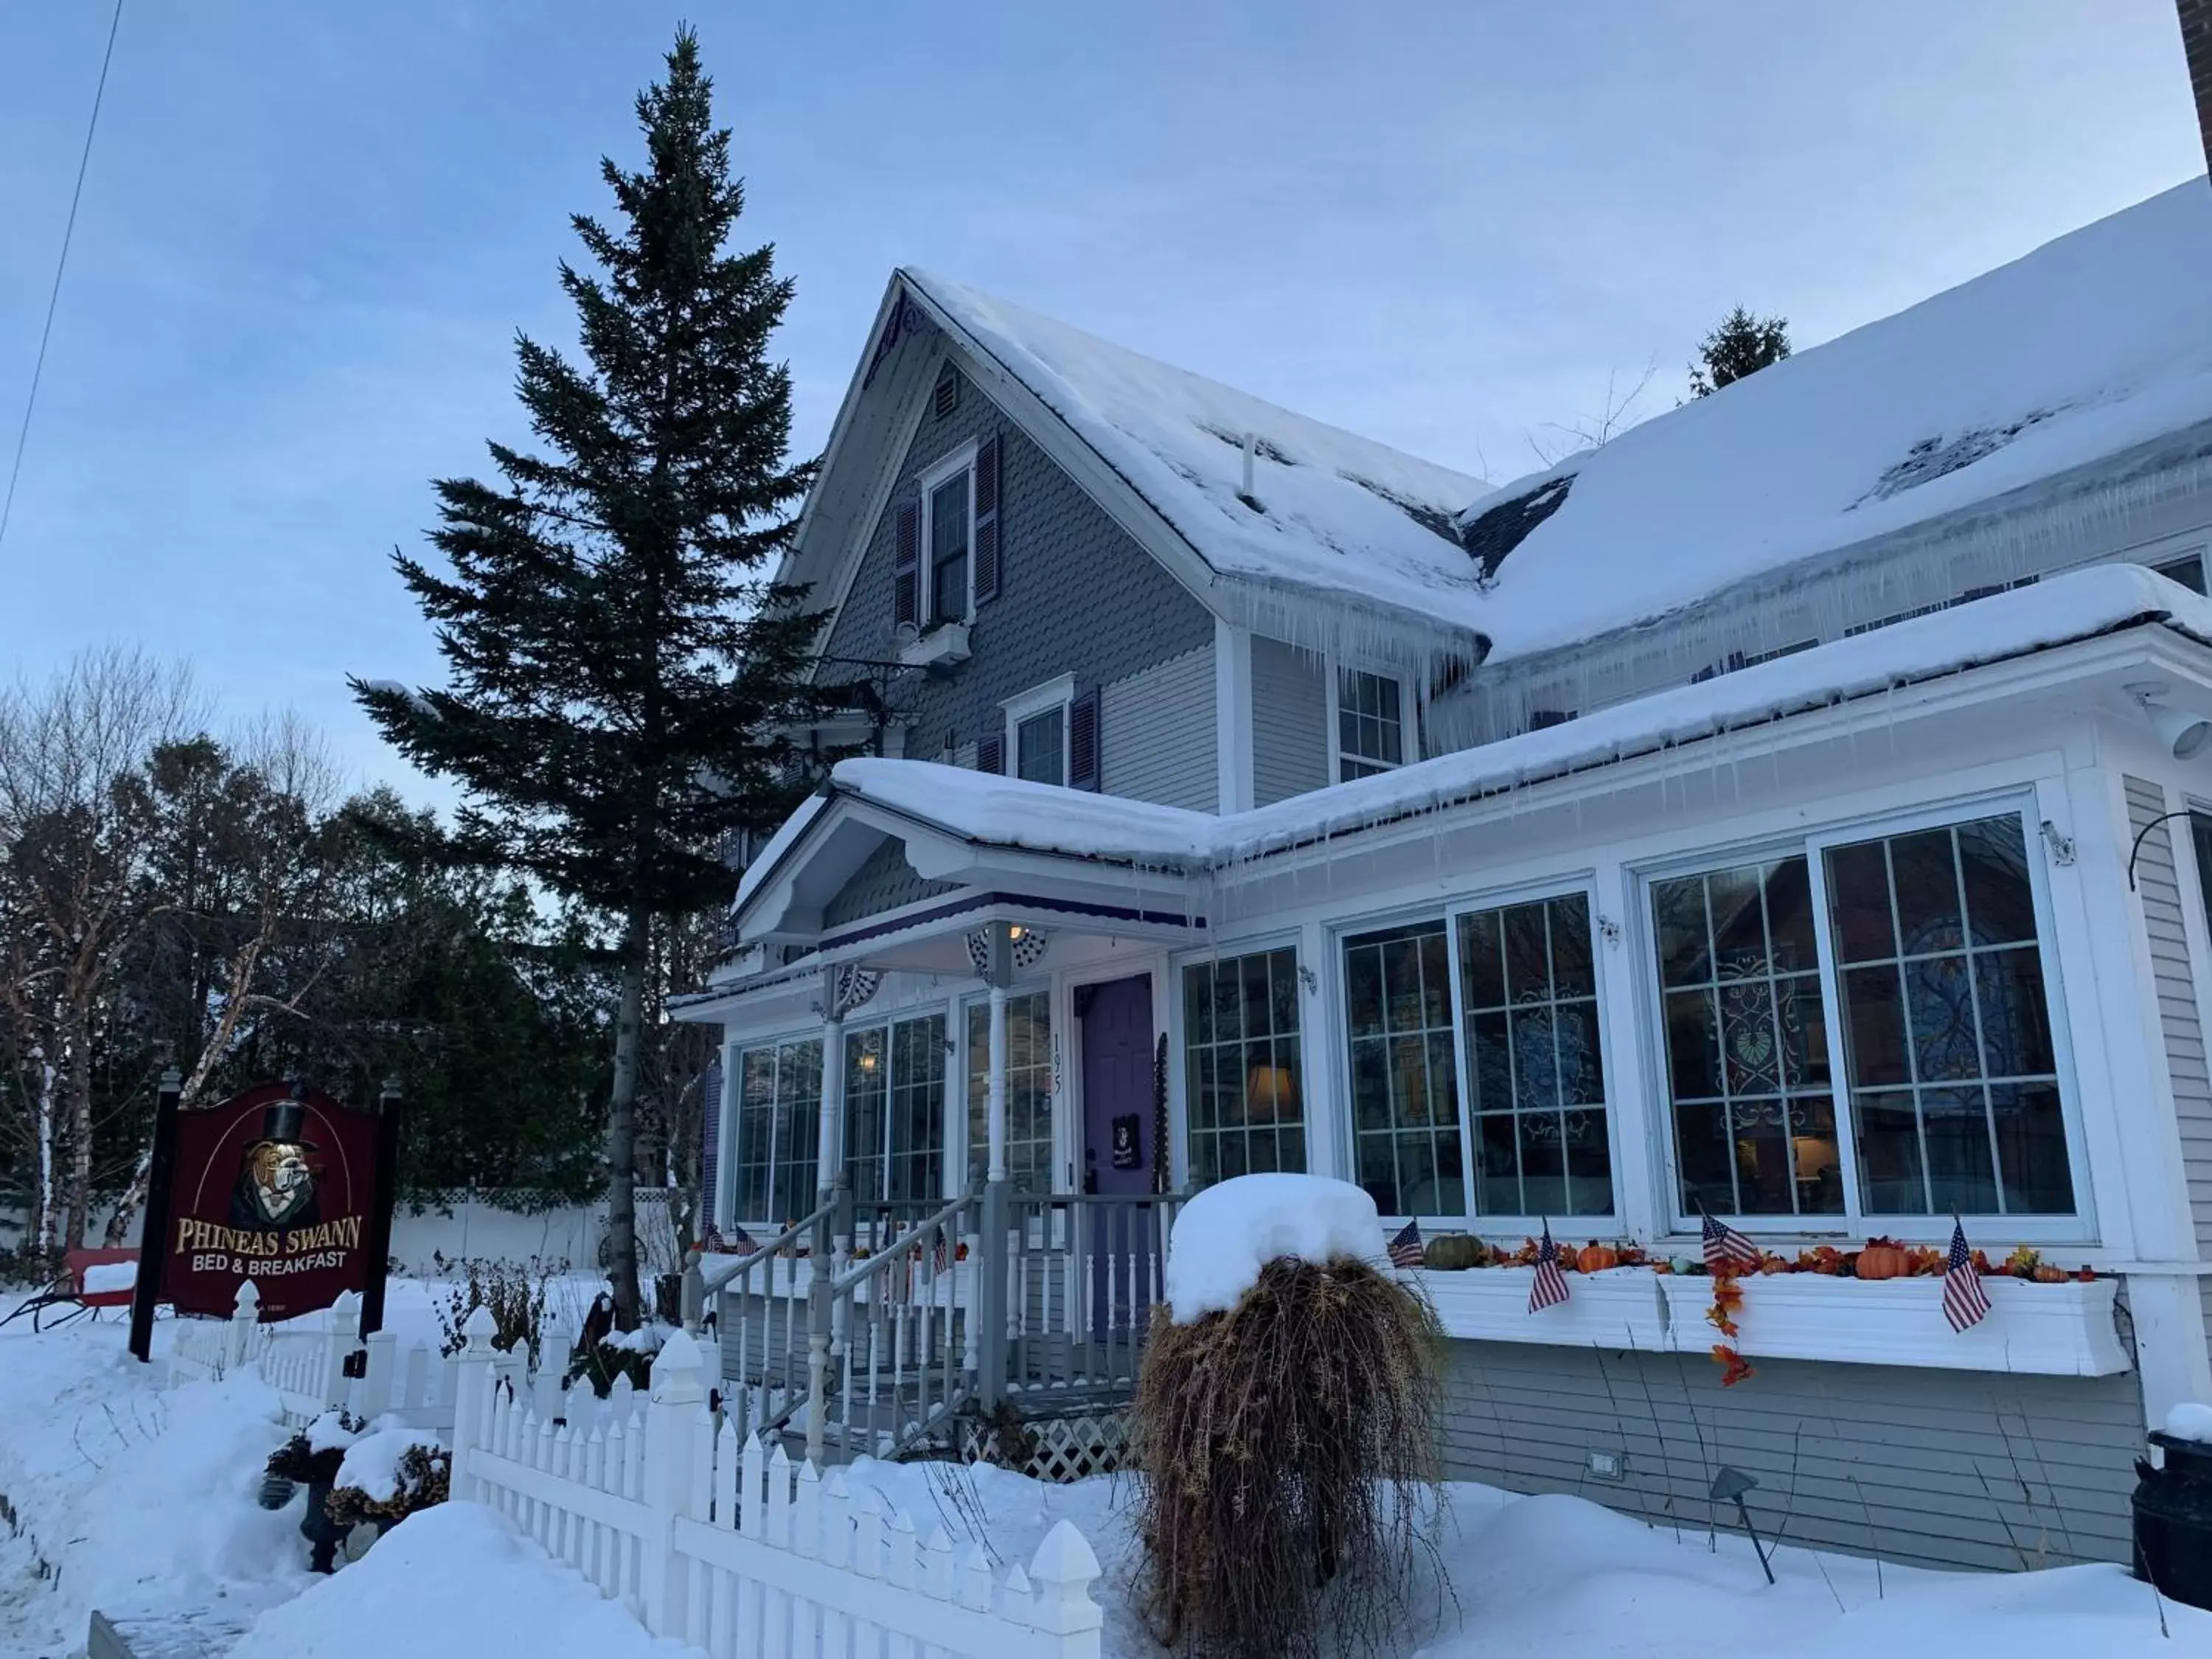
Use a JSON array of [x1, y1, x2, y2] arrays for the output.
[[788, 564, 2211, 880], [831, 757, 1214, 869], [902, 270, 1492, 650], [1461, 179, 2212, 664]]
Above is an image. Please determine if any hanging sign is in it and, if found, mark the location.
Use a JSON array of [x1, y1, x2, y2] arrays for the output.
[[130, 1080, 399, 1349]]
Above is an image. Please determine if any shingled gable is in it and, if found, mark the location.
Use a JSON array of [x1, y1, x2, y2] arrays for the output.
[[788, 268, 1497, 677]]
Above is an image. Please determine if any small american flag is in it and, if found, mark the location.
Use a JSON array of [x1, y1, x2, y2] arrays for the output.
[[1942, 1217, 1992, 1333], [1700, 1207, 1761, 1277], [700, 1224, 723, 1253], [1528, 1223, 1571, 1313], [933, 1231, 951, 1273], [1387, 1219, 1425, 1270]]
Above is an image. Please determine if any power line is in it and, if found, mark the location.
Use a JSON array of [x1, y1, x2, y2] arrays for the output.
[[0, 0, 125, 557]]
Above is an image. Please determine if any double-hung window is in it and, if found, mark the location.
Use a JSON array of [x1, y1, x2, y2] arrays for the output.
[[1340, 893, 1614, 1221], [1002, 675, 1074, 788], [1338, 668, 1406, 781], [1649, 807, 2076, 1228], [844, 1015, 946, 1206], [729, 1035, 823, 1224], [919, 451, 973, 626]]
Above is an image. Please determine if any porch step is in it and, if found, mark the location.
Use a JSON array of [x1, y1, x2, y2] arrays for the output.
[[87, 1605, 256, 1659]]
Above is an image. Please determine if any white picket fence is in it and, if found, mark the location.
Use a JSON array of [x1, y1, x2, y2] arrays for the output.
[[448, 1307, 1106, 1659], [167, 1280, 560, 1432]]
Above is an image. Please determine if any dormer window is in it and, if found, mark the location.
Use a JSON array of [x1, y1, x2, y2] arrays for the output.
[[1337, 667, 1405, 781]]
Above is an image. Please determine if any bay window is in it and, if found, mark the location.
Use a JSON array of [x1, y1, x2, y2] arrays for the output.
[[730, 1035, 823, 1224], [844, 1015, 946, 1206], [1344, 922, 1464, 1217], [1649, 807, 2076, 1226], [1183, 947, 1304, 1187]]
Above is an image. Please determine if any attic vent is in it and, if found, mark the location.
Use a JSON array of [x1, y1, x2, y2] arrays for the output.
[[1458, 475, 1573, 582], [933, 368, 961, 421]]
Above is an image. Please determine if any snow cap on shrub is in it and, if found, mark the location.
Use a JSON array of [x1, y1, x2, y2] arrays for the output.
[[1165, 1174, 1388, 1321]]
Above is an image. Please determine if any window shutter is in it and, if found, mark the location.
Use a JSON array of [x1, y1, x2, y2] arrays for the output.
[[976, 728, 1004, 774], [893, 501, 921, 631], [1069, 686, 1101, 791], [973, 434, 1003, 605]]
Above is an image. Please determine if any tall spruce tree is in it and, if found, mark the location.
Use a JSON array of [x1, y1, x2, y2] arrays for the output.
[[1688, 305, 1792, 397], [353, 29, 824, 1324]]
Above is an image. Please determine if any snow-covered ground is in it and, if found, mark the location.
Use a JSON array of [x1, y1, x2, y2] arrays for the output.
[[0, 1284, 2201, 1658]]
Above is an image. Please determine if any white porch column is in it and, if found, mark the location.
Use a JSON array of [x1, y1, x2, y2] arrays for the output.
[[986, 923, 1012, 1183], [816, 990, 845, 1203]]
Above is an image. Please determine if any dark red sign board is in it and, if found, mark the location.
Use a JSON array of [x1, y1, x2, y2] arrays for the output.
[[147, 1082, 387, 1323]]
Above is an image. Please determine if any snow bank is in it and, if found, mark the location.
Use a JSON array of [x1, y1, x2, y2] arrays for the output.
[[2164, 1400, 2212, 1444], [334, 1425, 443, 1503], [0, 1321, 310, 1652], [229, 1501, 692, 1659], [1164, 1174, 1386, 1321]]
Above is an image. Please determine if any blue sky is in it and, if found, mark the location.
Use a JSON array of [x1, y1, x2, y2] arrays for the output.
[[0, 2, 2202, 804]]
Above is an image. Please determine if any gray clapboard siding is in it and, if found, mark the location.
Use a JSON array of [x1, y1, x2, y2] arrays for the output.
[[1251, 637, 1329, 804], [1439, 1340, 2142, 1572], [1101, 644, 1217, 812], [2123, 776, 2212, 1253], [822, 839, 960, 929]]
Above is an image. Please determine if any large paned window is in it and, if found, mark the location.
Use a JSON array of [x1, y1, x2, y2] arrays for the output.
[[1827, 816, 2067, 1215], [966, 991, 1054, 1194], [731, 1037, 823, 1224], [1343, 923, 1463, 1217], [1183, 948, 1304, 1188], [1461, 894, 1611, 1217], [1016, 706, 1066, 786], [844, 1015, 946, 1206], [1649, 809, 2075, 1223], [1652, 858, 1838, 1217]]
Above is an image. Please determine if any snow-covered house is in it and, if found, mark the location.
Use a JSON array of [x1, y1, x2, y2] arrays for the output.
[[678, 178, 2212, 1571]]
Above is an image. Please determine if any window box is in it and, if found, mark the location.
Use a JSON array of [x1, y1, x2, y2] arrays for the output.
[[899, 622, 970, 670], [1410, 1265, 1668, 1350], [1655, 1271, 2127, 1376]]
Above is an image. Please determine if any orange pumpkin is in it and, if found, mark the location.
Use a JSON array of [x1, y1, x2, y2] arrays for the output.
[[1855, 1239, 1910, 1281], [2033, 1263, 2065, 1284], [2074, 1265, 2096, 1283], [1576, 1242, 1619, 1273], [1759, 1255, 1790, 1276]]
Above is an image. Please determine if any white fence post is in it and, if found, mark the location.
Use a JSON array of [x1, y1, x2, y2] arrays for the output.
[[357, 1329, 396, 1420], [640, 1329, 708, 1641], [1026, 1520, 1105, 1659], [448, 1306, 498, 1503], [320, 1291, 361, 1409], [225, 1280, 260, 1371]]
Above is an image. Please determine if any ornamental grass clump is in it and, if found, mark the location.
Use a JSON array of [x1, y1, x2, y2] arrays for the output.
[[1131, 1254, 1446, 1659]]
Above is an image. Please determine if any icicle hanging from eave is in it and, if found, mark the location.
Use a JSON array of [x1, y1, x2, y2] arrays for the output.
[[1205, 571, 1488, 684], [1425, 436, 2212, 756]]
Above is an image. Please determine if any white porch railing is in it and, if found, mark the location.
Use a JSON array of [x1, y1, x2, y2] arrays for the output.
[[449, 1311, 1105, 1659]]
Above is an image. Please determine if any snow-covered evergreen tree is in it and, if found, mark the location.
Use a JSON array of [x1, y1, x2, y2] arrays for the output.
[[1688, 305, 1792, 397]]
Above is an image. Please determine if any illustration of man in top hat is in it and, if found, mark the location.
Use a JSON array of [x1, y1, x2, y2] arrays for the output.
[[229, 1096, 321, 1232]]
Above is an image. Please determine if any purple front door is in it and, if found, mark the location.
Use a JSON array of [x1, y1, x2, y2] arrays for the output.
[[1080, 975, 1153, 1195], [1079, 975, 1155, 1339]]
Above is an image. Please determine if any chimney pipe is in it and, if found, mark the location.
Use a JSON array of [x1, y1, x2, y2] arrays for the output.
[[2179, 0, 2212, 181]]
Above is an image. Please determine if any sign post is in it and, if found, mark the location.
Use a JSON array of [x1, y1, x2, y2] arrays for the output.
[[127, 1068, 184, 1364], [358, 1077, 403, 1338]]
